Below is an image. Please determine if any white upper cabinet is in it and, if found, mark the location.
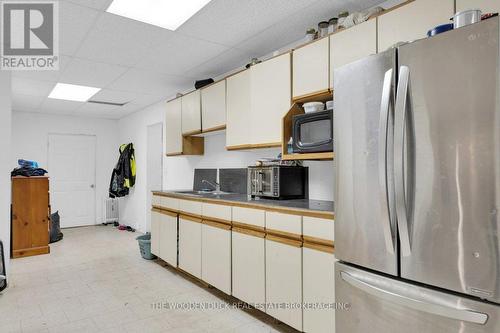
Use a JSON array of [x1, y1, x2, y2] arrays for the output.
[[226, 70, 252, 148], [165, 98, 182, 155], [250, 53, 291, 146], [456, 0, 500, 13], [330, 18, 377, 89], [201, 80, 226, 131], [293, 37, 330, 99], [181, 90, 201, 135], [377, 0, 455, 52]]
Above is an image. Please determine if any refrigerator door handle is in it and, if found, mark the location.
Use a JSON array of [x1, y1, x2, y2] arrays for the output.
[[340, 271, 489, 325], [394, 65, 412, 257], [378, 68, 395, 254]]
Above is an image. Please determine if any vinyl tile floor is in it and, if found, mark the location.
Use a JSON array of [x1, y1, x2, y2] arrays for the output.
[[0, 226, 299, 333]]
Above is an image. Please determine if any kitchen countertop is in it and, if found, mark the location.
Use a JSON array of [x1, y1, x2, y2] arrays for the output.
[[152, 190, 334, 219]]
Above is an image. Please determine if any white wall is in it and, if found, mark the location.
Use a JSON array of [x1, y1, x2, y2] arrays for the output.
[[118, 102, 165, 233], [118, 101, 334, 233], [11, 112, 119, 224], [0, 72, 11, 275]]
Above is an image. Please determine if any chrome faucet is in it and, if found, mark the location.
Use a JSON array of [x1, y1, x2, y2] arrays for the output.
[[201, 179, 220, 192]]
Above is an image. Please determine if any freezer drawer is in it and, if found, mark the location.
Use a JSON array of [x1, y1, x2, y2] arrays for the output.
[[335, 262, 500, 333]]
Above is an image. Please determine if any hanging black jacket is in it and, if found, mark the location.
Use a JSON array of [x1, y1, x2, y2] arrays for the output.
[[109, 143, 136, 198]]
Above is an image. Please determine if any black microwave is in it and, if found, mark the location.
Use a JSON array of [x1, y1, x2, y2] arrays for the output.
[[292, 110, 333, 153]]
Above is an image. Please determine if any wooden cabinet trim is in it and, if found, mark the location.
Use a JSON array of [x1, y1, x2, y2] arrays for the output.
[[266, 234, 302, 248], [179, 214, 203, 224], [202, 125, 226, 134], [303, 242, 335, 254], [265, 228, 302, 241], [232, 226, 266, 238], [203, 219, 232, 230], [226, 142, 282, 151], [232, 221, 265, 233], [201, 215, 231, 225], [151, 208, 178, 218], [303, 235, 334, 247]]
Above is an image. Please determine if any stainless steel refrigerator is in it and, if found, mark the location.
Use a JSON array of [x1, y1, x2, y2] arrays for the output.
[[334, 17, 500, 332]]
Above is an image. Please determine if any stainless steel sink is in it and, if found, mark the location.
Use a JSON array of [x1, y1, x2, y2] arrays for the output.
[[175, 190, 232, 196]]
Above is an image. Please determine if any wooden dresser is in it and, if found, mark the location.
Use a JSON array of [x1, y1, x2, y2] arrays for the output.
[[11, 176, 50, 258]]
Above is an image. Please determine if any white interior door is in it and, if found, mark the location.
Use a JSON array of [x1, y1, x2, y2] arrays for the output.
[[146, 123, 163, 232], [48, 134, 96, 228]]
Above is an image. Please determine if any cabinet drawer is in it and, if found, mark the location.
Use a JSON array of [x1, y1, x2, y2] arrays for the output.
[[202, 202, 231, 223], [265, 211, 301, 236], [152, 195, 162, 207], [179, 199, 202, 217], [232, 206, 265, 228], [163, 197, 180, 211], [303, 216, 334, 243]]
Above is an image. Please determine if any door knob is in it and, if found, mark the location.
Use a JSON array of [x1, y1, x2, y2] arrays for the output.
[[90, 184, 95, 188]]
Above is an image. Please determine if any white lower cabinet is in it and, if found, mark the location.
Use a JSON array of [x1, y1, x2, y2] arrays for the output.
[[303, 247, 336, 333], [151, 210, 160, 256], [266, 238, 303, 331], [178, 216, 202, 278], [159, 212, 178, 267], [201, 222, 232, 294], [232, 230, 266, 309]]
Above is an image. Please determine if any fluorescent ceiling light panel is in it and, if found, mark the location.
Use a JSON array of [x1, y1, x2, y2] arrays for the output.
[[106, 0, 212, 30], [48, 83, 101, 102]]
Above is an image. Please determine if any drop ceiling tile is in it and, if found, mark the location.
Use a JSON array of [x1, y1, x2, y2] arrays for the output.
[[38, 98, 84, 115], [90, 89, 140, 104], [177, 0, 318, 47], [185, 48, 254, 79], [11, 78, 55, 97], [107, 69, 192, 95], [135, 34, 229, 76], [11, 55, 71, 83], [59, 1, 101, 56], [12, 94, 46, 112], [60, 57, 129, 87], [235, 0, 387, 55], [66, 0, 113, 10]]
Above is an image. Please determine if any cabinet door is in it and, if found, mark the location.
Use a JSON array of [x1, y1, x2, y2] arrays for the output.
[[159, 213, 178, 267], [293, 37, 330, 99], [377, 0, 454, 52], [201, 80, 226, 131], [178, 217, 202, 278], [150, 211, 160, 256], [232, 231, 265, 308], [226, 70, 251, 148], [181, 90, 201, 135], [165, 98, 182, 155], [303, 248, 336, 333], [250, 53, 291, 145], [456, 0, 500, 13], [265, 238, 302, 331], [201, 223, 231, 294], [330, 19, 377, 89]]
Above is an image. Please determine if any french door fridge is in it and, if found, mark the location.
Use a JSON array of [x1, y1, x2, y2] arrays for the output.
[[334, 16, 500, 332]]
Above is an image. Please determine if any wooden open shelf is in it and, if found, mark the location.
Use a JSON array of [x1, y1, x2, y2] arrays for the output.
[[282, 152, 334, 161], [281, 91, 334, 161]]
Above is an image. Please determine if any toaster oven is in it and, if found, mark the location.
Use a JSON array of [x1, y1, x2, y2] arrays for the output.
[[247, 165, 307, 199]]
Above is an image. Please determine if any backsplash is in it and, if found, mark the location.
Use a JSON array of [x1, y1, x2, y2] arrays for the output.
[[219, 168, 248, 194], [163, 133, 334, 201]]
